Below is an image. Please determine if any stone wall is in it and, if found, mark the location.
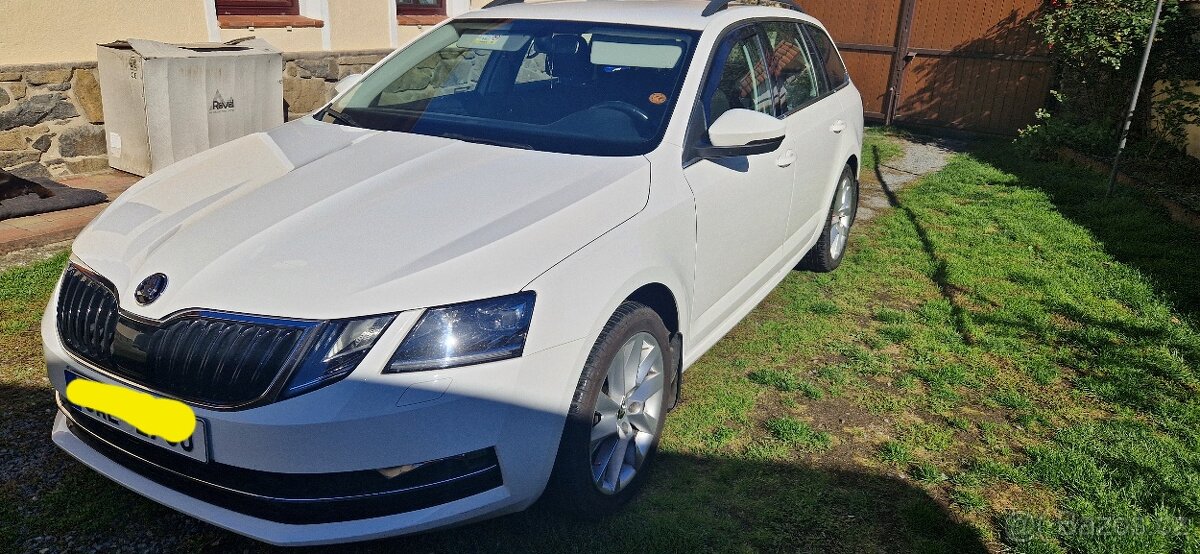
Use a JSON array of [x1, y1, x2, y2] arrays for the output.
[[0, 62, 107, 179], [284, 50, 391, 121], [0, 49, 392, 179]]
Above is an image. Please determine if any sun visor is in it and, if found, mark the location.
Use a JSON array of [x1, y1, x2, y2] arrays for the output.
[[591, 35, 684, 69]]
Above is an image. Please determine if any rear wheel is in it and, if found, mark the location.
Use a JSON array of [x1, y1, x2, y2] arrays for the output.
[[799, 164, 858, 272], [546, 302, 671, 515]]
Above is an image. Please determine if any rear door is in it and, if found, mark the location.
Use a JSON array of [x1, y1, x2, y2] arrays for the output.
[[802, 21, 861, 184], [761, 21, 847, 246]]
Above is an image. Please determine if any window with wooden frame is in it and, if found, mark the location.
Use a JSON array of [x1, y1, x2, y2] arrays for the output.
[[215, 0, 300, 16], [216, 0, 324, 29], [397, 0, 446, 16]]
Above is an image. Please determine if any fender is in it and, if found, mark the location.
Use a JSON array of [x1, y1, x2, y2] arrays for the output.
[[521, 152, 697, 370]]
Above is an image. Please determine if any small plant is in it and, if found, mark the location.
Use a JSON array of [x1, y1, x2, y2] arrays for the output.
[[747, 368, 799, 392], [950, 487, 988, 512], [992, 388, 1034, 411], [966, 458, 1029, 485], [808, 300, 841, 315], [875, 307, 908, 324], [912, 360, 969, 388], [912, 462, 948, 484], [1016, 411, 1050, 429], [945, 415, 972, 431], [797, 381, 824, 400], [1020, 357, 1061, 386], [765, 418, 832, 452], [704, 425, 737, 450], [1014, 108, 1115, 161], [863, 333, 888, 350], [879, 324, 916, 344], [863, 390, 910, 414], [900, 422, 955, 452], [878, 441, 913, 466], [978, 422, 1004, 446], [818, 364, 851, 386]]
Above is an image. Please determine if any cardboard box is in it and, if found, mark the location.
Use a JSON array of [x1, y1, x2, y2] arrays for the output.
[[97, 38, 284, 176]]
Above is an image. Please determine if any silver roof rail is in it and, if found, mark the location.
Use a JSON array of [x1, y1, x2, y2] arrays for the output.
[[702, 0, 805, 17], [479, 0, 805, 15], [482, 0, 524, 8]]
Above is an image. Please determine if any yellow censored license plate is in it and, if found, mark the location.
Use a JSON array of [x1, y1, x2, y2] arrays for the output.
[[64, 370, 209, 462]]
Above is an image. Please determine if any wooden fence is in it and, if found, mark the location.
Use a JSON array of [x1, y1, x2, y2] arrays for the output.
[[805, 0, 1053, 135]]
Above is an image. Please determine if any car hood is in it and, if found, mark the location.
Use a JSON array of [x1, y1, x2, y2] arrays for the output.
[[73, 118, 650, 321]]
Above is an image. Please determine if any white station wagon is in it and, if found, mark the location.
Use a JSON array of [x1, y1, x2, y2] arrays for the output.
[[44, 0, 863, 545]]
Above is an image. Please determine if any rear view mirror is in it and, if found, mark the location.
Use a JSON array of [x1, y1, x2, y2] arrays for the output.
[[698, 109, 786, 159], [334, 74, 363, 96]]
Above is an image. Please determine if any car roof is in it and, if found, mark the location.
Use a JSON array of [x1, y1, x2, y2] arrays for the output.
[[456, 0, 819, 32]]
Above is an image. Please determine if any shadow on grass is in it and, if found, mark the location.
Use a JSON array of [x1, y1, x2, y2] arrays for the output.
[[210, 452, 989, 554], [971, 142, 1200, 323], [872, 144, 978, 346], [4, 376, 986, 554], [872, 136, 1200, 432]]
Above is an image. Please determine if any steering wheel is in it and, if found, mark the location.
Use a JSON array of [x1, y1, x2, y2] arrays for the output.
[[591, 101, 653, 130]]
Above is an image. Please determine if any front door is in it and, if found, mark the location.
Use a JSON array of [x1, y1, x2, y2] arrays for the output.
[[684, 24, 795, 338]]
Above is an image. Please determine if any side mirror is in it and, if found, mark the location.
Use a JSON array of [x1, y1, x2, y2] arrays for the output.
[[334, 74, 363, 96], [697, 109, 786, 159]]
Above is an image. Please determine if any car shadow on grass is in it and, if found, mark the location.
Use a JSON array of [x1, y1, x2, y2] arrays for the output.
[[2, 373, 988, 553], [198, 451, 988, 554], [11, 406, 987, 553]]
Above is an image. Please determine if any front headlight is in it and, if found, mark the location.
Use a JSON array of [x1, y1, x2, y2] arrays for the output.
[[385, 292, 536, 373], [281, 314, 396, 398]]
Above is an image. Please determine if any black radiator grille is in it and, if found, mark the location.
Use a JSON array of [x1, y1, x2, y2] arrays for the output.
[[56, 266, 313, 408], [56, 266, 120, 363]]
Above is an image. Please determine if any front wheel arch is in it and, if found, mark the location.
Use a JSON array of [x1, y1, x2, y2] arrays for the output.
[[544, 301, 676, 516]]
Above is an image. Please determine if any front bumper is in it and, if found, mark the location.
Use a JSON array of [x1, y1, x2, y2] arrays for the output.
[[44, 301, 587, 546]]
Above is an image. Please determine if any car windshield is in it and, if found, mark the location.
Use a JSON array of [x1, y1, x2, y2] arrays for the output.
[[322, 19, 699, 156]]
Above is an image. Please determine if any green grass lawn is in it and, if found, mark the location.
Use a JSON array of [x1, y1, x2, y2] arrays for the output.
[[2, 132, 1199, 553]]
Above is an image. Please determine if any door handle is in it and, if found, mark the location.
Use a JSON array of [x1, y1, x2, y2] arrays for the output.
[[831, 120, 847, 133], [776, 150, 796, 168]]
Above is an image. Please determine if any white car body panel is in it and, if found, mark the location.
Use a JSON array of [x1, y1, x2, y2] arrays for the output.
[[684, 133, 795, 339], [74, 117, 650, 322], [44, 1, 864, 546]]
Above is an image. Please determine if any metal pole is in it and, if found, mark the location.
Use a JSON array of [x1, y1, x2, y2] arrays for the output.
[[1107, 0, 1166, 197]]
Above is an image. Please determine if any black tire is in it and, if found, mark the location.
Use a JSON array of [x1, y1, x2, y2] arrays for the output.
[[545, 301, 672, 517], [799, 164, 859, 272]]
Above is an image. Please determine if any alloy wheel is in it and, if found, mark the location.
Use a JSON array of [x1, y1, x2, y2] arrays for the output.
[[590, 332, 665, 495], [829, 174, 856, 259]]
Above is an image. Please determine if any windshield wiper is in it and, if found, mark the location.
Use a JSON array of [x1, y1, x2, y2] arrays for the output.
[[323, 108, 362, 128], [440, 133, 533, 151]]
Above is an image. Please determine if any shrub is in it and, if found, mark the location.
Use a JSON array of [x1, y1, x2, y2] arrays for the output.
[[1028, 0, 1200, 159]]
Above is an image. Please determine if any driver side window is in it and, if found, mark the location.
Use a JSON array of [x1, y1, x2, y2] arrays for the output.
[[704, 28, 772, 124]]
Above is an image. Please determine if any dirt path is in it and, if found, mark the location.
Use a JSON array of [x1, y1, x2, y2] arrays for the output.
[[857, 135, 967, 223]]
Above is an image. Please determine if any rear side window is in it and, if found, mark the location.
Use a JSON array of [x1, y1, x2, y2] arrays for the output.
[[803, 24, 849, 91], [761, 22, 821, 115]]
